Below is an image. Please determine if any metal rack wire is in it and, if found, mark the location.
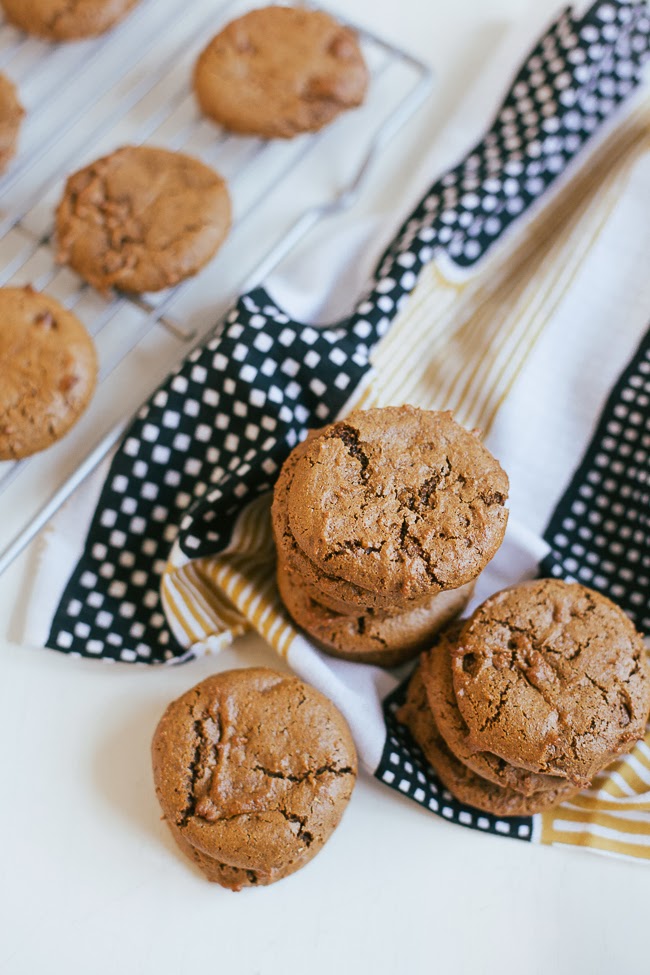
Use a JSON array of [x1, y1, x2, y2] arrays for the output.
[[0, 0, 432, 575]]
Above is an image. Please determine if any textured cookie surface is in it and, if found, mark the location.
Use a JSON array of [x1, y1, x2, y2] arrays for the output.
[[0, 73, 23, 175], [272, 432, 427, 614], [397, 668, 579, 817], [1, 0, 140, 40], [287, 407, 509, 600], [451, 580, 650, 782], [194, 6, 368, 139], [278, 560, 473, 667], [420, 624, 576, 796], [0, 286, 97, 459], [152, 668, 357, 889], [56, 146, 231, 294]]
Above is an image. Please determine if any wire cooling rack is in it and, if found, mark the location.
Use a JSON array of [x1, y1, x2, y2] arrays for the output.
[[0, 0, 432, 575]]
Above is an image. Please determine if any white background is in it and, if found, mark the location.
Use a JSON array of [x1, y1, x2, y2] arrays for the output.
[[1, 1, 647, 973]]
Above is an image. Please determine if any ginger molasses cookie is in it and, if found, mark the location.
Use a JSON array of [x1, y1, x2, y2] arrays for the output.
[[1, 0, 141, 40], [152, 668, 357, 890], [450, 580, 650, 783], [287, 407, 509, 601], [0, 286, 97, 460], [278, 561, 472, 667], [272, 433, 423, 615], [56, 146, 231, 295], [193, 6, 368, 139], [420, 624, 578, 796], [397, 668, 579, 817], [0, 73, 23, 175]]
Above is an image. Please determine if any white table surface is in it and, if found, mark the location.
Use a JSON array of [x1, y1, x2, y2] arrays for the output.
[[1, 1, 646, 973]]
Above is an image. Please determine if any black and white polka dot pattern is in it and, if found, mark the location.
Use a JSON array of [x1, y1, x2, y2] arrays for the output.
[[371, 0, 649, 302], [542, 327, 650, 633], [376, 680, 534, 841], [47, 0, 649, 665]]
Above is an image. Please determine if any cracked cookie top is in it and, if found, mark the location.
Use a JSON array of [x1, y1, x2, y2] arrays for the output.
[[0, 286, 97, 460], [397, 667, 580, 817], [272, 430, 431, 614], [1, 0, 141, 41], [420, 622, 576, 796], [193, 6, 368, 139], [56, 145, 231, 294], [287, 406, 509, 599], [152, 668, 357, 875], [0, 73, 23, 175], [451, 579, 650, 782]]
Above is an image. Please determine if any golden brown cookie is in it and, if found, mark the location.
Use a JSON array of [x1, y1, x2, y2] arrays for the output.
[[397, 668, 580, 817], [152, 668, 357, 890], [451, 580, 650, 783], [1, 0, 141, 40], [420, 624, 579, 796], [287, 407, 509, 600], [0, 286, 97, 460], [278, 560, 473, 667], [0, 73, 23, 175], [193, 6, 368, 139], [56, 146, 231, 295]]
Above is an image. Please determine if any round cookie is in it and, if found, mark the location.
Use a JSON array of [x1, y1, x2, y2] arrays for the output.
[[0, 286, 97, 460], [397, 667, 580, 817], [0, 0, 139, 41], [152, 668, 357, 890], [278, 560, 473, 667], [420, 624, 579, 796], [1, 0, 141, 40], [272, 431, 431, 614], [0, 73, 23, 176], [194, 6, 368, 139], [56, 146, 231, 294], [450, 580, 650, 783], [287, 408, 509, 600]]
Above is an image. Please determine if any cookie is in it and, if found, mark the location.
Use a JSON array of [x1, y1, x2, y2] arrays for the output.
[[277, 560, 473, 667], [0, 73, 23, 175], [194, 6, 368, 139], [287, 407, 509, 600], [420, 624, 578, 796], [56, 146, 231, 295], [0, 286, 98, 460], [152, 668, 357, 890], [272, 433, 424, 615], [451, 580, 650, 783], [1, 0, 141, 40], [397, 668, 579, 817]]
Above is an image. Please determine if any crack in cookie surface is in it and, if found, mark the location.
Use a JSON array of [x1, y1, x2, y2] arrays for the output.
[[450, 580, 650, 781], [286, 407, 509, 598], [152, 668, 357, 881]]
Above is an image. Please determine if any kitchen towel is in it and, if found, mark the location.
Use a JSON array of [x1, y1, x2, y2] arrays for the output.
[[24, 0, 650, 860]]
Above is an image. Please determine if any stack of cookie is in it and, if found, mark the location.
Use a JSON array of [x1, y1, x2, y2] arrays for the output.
[[398, 579, 650, 816], [272, 406, 509, 666]]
